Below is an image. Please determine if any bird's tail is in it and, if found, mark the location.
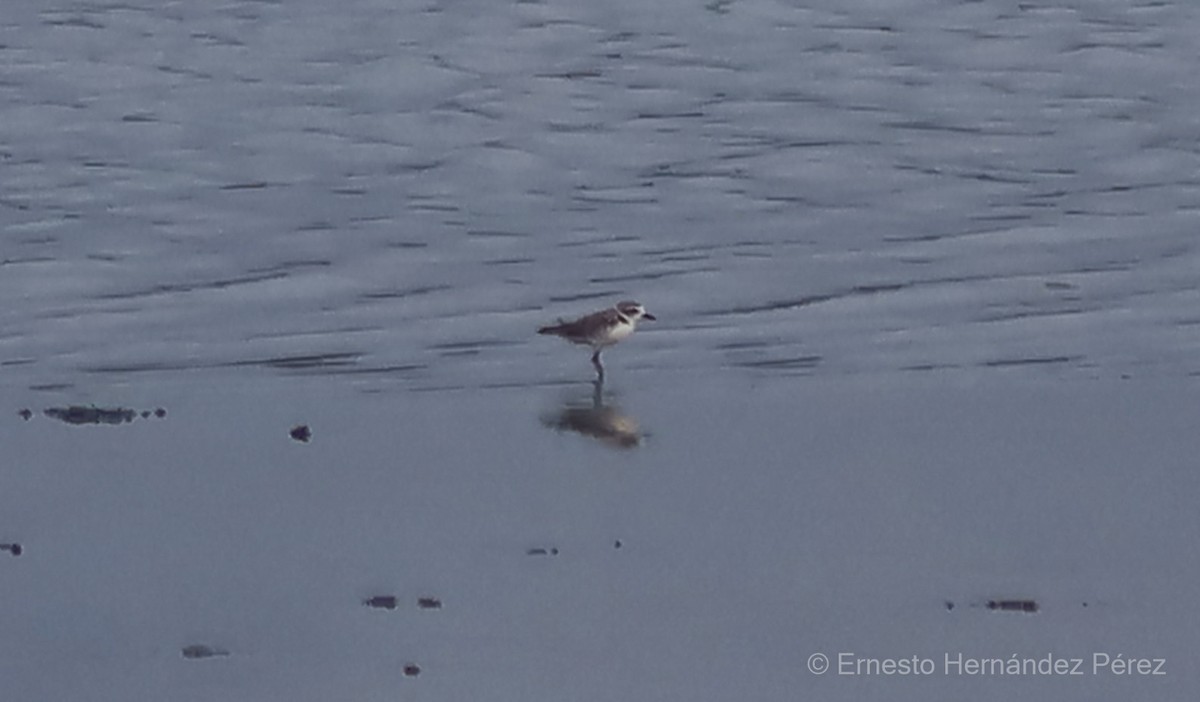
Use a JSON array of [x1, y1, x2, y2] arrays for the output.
[[537, 323, 563, 335]]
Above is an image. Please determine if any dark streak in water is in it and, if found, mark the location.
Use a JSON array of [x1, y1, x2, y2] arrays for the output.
[[536, 69, 603, 80], [429, 339, 518, 350], [714, 340, 770, 350], [700, 293, 837, 316], [43, 15, 105, 30], [634, 110, 706, 120], [248, 324, 384, 342], [429, 339, 520, 357], [360, 284, 451, 300], [975, 307, 1089, 324], [84, 361, 196, 374], [639, 242, 732, 256], [736, 355, 822, 370], [0, 198, 31, 212], [885, 119, 985, 135], [659, 253, 710, 263], [901, 363, 962, 372], [2, 255, 59, 265], [231, 352, 361, 370], [983, 356, 1079, 368], [219, 181, 271, 191], [850, 283, 906, 295], [548, 290, 622, 304], [406, 201, 457, 212], [84, 352, 364, 374], [484, 257, 536, 266], [559, 234, 640, 249], [703, 272, 1099, 318], [969, 212, 1035, 224], [467, 229, 529, 239], [572, 189, 657, 205], [249, 259, 332, 275], [589, 266, 717, 284], [323, 363, 426, 376], [295, 221, 336, 232], [97, 271, 290, 300], [29, 382, 75, 391]]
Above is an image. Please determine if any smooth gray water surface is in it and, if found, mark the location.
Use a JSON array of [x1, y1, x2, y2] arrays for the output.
[[4, 378, 1199, 700]]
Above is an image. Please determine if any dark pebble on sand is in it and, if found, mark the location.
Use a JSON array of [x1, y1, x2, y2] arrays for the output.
[[181, 644, 230, 659], [363, 595, 399, 610], [1, 543, 21, 556], [986, 599, 1039, 613], [290, 425, 312, 443], [526, 547, 559, 556], [403, 663, 421, 677], [44, 406, 137, 425], [155, 407, 166, 418], [18, 409, 32, 420], [417, 597, 442, 610]]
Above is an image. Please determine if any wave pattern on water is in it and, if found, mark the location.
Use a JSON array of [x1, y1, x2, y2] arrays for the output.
[[1, 0, 1199, 391]]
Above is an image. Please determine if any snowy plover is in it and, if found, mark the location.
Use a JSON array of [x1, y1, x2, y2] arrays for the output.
[[538, 300, 656, 380]]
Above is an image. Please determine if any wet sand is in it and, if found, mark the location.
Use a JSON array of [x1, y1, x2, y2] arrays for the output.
[[2, 375, 1196, 700]]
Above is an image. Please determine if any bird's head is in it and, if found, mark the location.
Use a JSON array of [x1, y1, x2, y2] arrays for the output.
[[616, 300, 656, 322]]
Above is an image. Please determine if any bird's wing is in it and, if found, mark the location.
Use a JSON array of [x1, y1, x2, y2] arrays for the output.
[[587, 308, 622, 326], [539, 308, 619, 337], [538, 314, 587, 336]]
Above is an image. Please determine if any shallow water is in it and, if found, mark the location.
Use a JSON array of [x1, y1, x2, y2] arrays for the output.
[[2, 0, 1199, 391], [2, 0, 1200, 699], [4, 378, 1199, 700]]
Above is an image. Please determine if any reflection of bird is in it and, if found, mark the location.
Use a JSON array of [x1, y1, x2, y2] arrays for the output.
[[548, 406, 642, 449], [538, 301, 656, 380], [542, 380, 643, 449]]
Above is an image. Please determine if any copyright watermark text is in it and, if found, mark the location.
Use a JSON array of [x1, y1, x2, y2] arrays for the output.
[[806, 652, 1165, 677]]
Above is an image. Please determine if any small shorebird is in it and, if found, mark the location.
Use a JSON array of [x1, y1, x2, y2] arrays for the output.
[[538, 300, 656, 380]]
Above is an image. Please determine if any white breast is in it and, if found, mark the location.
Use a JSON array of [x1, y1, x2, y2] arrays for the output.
[[596, 319, 634, 347]]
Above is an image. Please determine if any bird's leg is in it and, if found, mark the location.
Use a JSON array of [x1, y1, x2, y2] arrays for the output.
[[591, 350, 605, 382]]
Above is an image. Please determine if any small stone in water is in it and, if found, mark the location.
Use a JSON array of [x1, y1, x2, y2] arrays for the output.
[[363, 595, 398, 610]]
